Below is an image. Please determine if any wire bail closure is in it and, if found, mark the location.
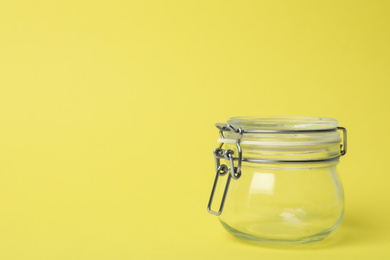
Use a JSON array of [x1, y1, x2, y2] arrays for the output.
[[207, 123, 347, 216], [207, 124, 244, 215]]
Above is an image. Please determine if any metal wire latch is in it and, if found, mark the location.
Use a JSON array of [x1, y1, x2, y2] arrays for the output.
[[207, 124, 243, 216]]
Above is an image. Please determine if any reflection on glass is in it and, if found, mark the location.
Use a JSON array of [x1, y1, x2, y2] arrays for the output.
[[249, 172, 275, 195], [279, 208, 306, 223]]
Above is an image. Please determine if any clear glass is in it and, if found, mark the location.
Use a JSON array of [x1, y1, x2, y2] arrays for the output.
[[211, 117, 345, 246], [218, 161, 344, 246]]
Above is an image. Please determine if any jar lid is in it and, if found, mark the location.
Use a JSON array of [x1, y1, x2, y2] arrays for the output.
[[218, 116, 345, 162], [227, 116, 338, 131]]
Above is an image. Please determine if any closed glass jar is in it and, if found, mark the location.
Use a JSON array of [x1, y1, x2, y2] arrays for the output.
[[207, 117, 346, 246]]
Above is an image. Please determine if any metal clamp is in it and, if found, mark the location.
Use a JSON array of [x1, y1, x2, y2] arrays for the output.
[[207, 125, 244, 216], [207, 149, 238, 216], [337, 127, 347, 156], [216, 124, 243, 178]]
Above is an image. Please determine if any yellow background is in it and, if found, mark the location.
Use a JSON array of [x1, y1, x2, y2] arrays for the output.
[[0, 0, 389, 259]]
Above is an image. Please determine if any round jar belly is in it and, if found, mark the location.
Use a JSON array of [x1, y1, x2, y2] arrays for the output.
[[207, 117, 347, 246], [218, 162, 344, 245]]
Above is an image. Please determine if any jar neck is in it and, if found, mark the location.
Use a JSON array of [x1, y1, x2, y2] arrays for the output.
[[239, 159, 340, 170], [216, 117, 345, 168], [220, 131, 342, 162]]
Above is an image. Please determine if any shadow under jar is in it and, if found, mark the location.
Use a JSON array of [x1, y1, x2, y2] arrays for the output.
[[207, 117, 347, 247]]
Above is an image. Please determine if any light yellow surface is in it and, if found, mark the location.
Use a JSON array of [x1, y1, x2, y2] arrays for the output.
[[0, 0, 389, 259]]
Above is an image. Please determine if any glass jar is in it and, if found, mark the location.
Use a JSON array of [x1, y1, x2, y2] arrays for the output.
[[207, 117, 347, 246]]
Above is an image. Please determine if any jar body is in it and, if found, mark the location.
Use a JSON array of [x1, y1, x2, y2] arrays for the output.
[[218, 161, 344, 246], [209, 117, 347, 246]]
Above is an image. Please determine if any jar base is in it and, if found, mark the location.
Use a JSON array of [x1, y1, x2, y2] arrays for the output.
[[220, 220, 335, 247]]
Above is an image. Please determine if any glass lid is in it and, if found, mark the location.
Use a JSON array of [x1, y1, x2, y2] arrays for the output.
[[227, 116, 338, 131]]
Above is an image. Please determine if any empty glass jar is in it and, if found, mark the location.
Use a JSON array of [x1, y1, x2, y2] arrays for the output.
[[207, 117, 347, 246]]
